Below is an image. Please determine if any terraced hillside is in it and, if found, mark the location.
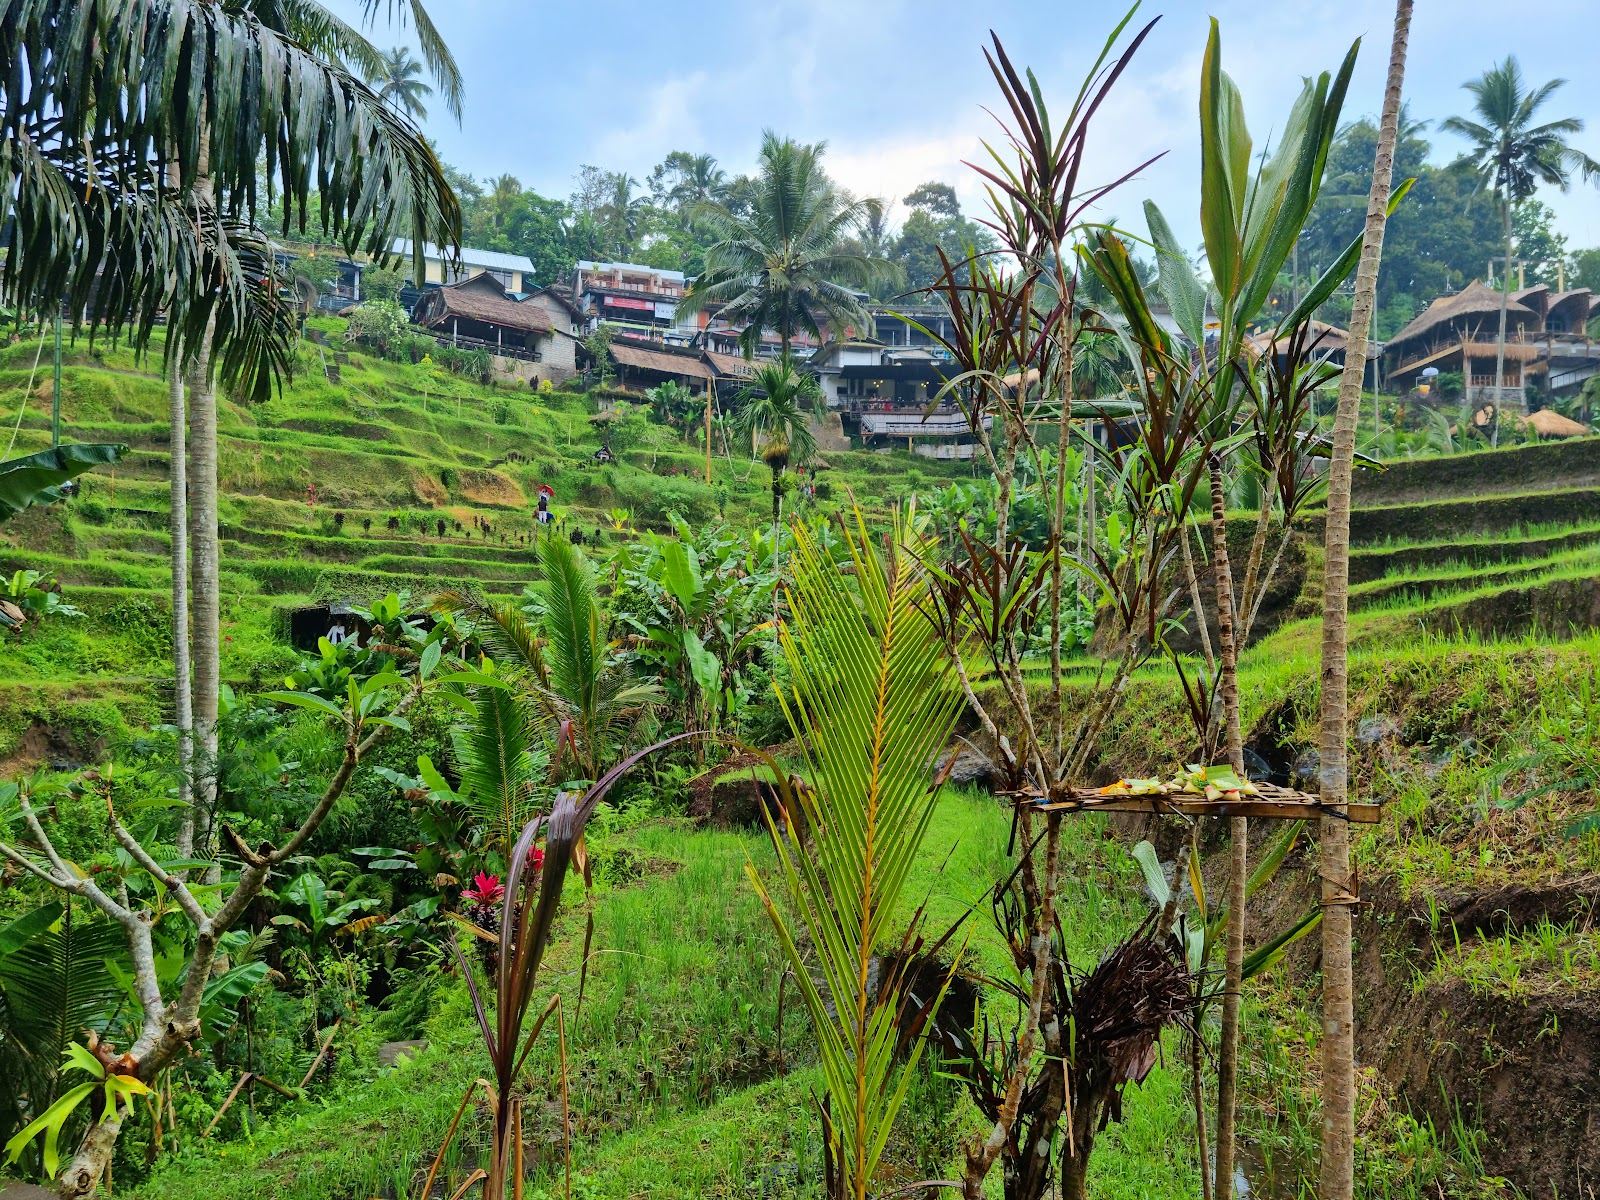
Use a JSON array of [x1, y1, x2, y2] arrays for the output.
[[1343, 439, 1600, 641], [1071, 435, 1600, 1198], [0, 316, 970, 762]]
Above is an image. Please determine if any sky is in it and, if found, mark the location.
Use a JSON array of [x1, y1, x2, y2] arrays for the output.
[[338, 0, 1600, 262]]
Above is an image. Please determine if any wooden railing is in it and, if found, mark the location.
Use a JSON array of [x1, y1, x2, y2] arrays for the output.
[[433, 333, 541, 363]]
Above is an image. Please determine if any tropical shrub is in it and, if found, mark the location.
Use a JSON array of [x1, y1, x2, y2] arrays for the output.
[[343, 300, 408, 356]]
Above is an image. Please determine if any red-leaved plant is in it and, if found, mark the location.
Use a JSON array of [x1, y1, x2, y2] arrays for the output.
[[423, 734, 698, 1199]]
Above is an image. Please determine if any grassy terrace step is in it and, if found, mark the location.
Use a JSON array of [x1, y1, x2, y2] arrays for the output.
[[1353, 556, 1600, 641], [1348, 487, 1600, 546], [1349, 545, 1600, 610], [1353, 436, 1600, 506], [1348, 523, 1600, 584]]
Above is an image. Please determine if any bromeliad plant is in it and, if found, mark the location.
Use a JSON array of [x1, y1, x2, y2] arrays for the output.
[[745, 504, 966, 1200]]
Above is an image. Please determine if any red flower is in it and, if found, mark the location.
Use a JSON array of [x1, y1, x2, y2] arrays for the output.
[[462, 871, 504, 908], [524, 845, 545, 873]]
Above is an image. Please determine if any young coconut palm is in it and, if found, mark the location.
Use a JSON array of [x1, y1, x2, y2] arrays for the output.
[[735, 356, 821, 545], [436, 535, 661, 782], [746, 504, 967, 1200]]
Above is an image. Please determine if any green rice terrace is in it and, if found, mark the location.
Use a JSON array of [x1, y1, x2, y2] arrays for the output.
[[6, 5, 1600, 1200], [4, 315, 1599, 1200]]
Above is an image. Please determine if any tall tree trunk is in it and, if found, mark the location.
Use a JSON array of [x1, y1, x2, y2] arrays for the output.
[[1491, 197, 1516, 449], [187, 136, 222, 869], [169, 366, 195, 858], [1317, 7, 1410, 1200], [188, 344, 220, 867], [1207, 456, 1247, 1200], [1192, 1033, 1215, 1200]]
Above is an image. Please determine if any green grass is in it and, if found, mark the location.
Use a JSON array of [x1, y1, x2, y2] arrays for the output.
[[128, 790, 1209, 1200]]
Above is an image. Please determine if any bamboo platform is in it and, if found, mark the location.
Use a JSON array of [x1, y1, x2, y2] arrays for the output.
[[1017, 781, 1382, 824]]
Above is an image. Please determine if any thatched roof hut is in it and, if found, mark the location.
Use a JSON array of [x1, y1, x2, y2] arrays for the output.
[[1545, 289, 1595, 335], [414, 273, 552, 336], [1385, 280, 1540, 368], [1526, 408, 1591, 439]]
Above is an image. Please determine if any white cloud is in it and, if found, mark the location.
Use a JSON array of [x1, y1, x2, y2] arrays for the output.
[[590, 72, 712, 171]]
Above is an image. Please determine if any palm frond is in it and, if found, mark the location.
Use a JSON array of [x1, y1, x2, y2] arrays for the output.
[[453, 685, 546, 855], [746, 505, 966, 1195]]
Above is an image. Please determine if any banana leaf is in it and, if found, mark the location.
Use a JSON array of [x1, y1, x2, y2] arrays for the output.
[[0, 443, 126, 520]]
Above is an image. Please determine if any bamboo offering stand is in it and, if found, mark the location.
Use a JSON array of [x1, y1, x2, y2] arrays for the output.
[[1011, 781, 1383, 825]]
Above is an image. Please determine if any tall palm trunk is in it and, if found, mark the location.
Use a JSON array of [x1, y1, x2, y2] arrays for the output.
[[187, 133, 223, 868], [163, 147, 197, 858], [1317, 7, 1410, 1200], [169, 366, 195, 856], [1490, 197, 1515, 448], [188, 344, 220, 863], [1207, 456, 1248, 1200]]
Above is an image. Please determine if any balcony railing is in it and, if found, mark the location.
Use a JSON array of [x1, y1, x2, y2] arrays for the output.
[[434, 333, 541, 363]]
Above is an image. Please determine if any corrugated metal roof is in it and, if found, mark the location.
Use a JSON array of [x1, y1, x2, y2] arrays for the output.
[[391, 238, 533, 276], [577, 259, 687, 283]]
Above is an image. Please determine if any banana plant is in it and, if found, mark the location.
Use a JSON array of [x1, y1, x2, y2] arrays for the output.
[[272, 873, 381, 950], [0, 443, 126, 522]]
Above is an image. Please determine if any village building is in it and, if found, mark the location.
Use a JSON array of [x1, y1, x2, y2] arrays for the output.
[[807, 338, 986, 457], [1248, 319, 1357, 370], [411, 274, 576, 386], [1383, 279, 1600, 408], [390, 239, 536, 304], [572, 261, 689, 339], [594, 335, 717, 393], [521, 286, 582, 379]]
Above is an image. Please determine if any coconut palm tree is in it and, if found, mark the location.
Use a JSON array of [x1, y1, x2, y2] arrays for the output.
[[1318, 6, 1412, 1200], [681, 132, 897, 358], [654, 151, 730, 213], [735, 357, 822, 540], [1442, 58, 1600, 429], [370, 46, 432, 120]]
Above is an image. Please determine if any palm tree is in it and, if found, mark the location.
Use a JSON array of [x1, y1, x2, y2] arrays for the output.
[[681, 131, 897, 358], [0, 5, 458, 1186], [655, 151, 730, 212], [735, 357, 821, 540], [598, 173, 649, 260], [370, 46, 432, 121], [1442, 58, 1600, 429], [1318, 5, 1412, 1200]]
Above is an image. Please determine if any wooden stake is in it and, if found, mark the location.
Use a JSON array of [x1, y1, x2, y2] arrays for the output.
[[203, 1072, 252, 1138], [298, 1019, 341, 1089]]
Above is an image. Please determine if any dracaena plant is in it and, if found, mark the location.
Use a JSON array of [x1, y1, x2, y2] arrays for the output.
[[744, 504, 966, 1200], [903, 14, 1227, 1198], [1116, 24, 1410, 1196], [431, 733, 698, 1200]]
